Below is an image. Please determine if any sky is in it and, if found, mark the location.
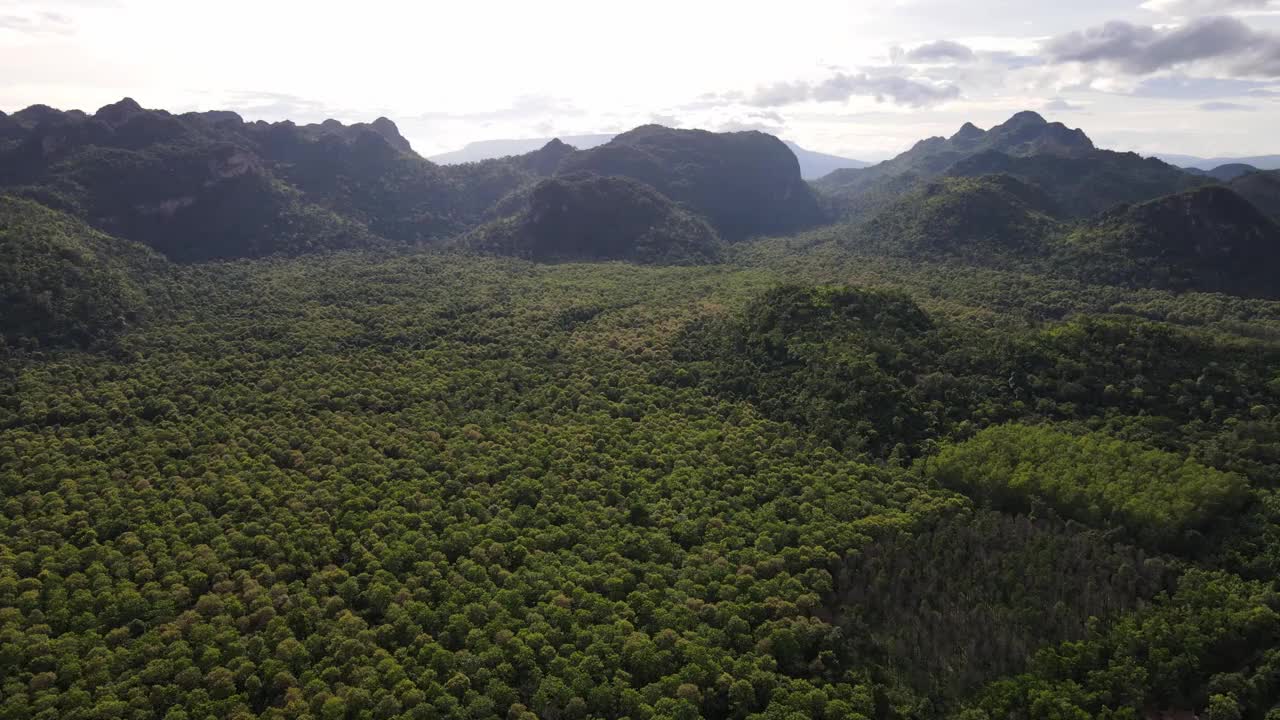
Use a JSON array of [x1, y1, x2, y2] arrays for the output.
[[1, 0, 1278, 161]]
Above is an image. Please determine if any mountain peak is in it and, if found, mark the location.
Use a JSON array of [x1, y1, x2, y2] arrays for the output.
[[367, 117, 411, 153], [952, 122, 986, 141], [1005, 110, 1047, 126], [13, 104, 67, 128], [101, 97, 143, 113], [518, 138, 577, 175], [984, 111, 1093, 158], [95, 98, 145, 126]]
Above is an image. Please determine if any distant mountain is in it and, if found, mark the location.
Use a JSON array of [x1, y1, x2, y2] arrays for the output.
[[0, 98, 485, 259], [784, 142, 870, 179], [1063, 186, 1280, 298], [1157, 154, 1280, 171], [429, 135, 614, 164], [432, 134, 867, 179], [0, 194, 167, 346], [815, 111, 1202, 221], [1184, 163, 1260, 182], [560, 125, 824, 241], [460, 173, 723, 265], [0, 99, 593, 260], [0, 99, 844, 261], [818, 111, 1095, 193]]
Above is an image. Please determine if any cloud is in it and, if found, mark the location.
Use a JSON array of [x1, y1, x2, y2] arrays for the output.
[[748, 71, 960, 108], [0, 10, 73, 34], [1199, 100, 1258, 109], [221, 91, 354, 124], [414, 95, 586, 124], [900, 40, 976, 64], [716, 120, 782, 133], [0, 0, 122, 34], [1131, 74, 1280, 97], [1043, 16, 1280, 76], [748, 81, 811, 106], [1140, 0, 1277, 15], [980, 51, 1046, 70], [1043, 98, 1084, 111]]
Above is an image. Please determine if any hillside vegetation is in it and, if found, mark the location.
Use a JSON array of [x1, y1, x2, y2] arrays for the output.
[[814, 111, 1204, 222], [5, 100, 1280, 720], [849, 175, 1060, 264], [461, 174, 724, 265], [1063, 186, 1280, 297], [0, 194, 166, 346], [927, 423, 1249, 548], [0, 100, 823, 262], [562, 125, 824, 240]]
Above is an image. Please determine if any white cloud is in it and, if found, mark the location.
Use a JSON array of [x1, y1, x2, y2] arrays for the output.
[[747, 70, 961, 108], [1199, 100, 1258, 109], [898, 40, 977, 64], [1043, 97, 1086, 111], [1139, 0, 1279, 16]]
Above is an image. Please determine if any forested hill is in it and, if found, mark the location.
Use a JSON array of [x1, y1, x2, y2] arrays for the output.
[[6, 98, 1280, 720], [0, 194, 167, 346], [460, 173, 725, 265], [812, 110, 1205, 220], [0, 99, 820, 263], [559, 126, 824, 240]]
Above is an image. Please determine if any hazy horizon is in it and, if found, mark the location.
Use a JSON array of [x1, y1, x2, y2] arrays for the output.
[[2, 0, 1278, 159]]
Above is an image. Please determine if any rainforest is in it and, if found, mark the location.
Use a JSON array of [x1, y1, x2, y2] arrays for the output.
[[3, 99, 1280, 720]]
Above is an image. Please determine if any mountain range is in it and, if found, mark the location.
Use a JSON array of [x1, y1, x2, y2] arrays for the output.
[[4, 97, 1280, 348], [1157, 153, 1280, 171], [812, 111, 1211, 220], [430, 134, 870, 180], [0, 98, 823, 264]]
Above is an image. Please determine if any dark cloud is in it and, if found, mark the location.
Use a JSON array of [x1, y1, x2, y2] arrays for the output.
[[903, 40, 976, 64], [748, 72, 960, 108], [1044, 16, 1280, 76], [1199, 100, 1257, 109]]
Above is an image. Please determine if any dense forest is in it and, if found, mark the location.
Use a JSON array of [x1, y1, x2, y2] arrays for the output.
[[4, 99, 1280, 720]]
